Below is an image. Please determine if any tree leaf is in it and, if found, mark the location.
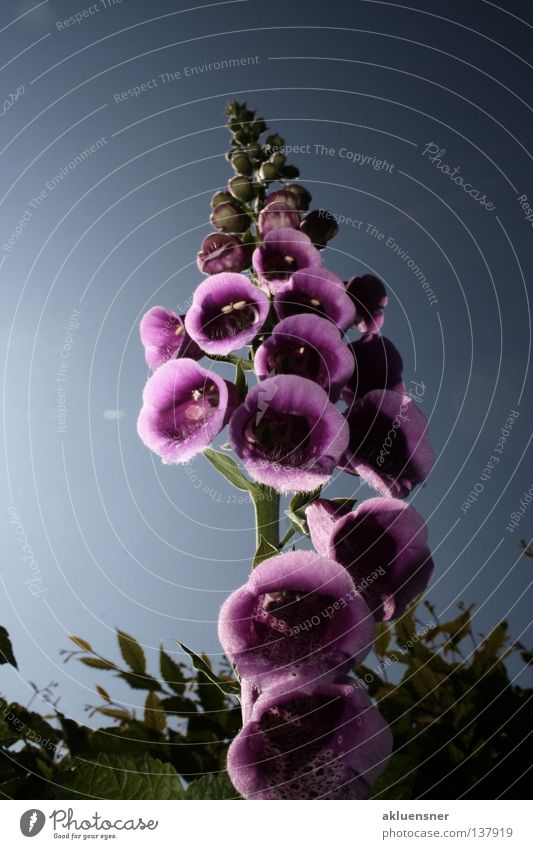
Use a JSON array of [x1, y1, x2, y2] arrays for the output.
[[117, 671, 163, 692], [253, 535, 278, 568], [177, 642, 240, 697], [53, 753, 185, 800], [116, 630, 146, 674], [374, 622, 392, 657], [186, 772, 240, 799], [159, 647, 186, 694], [95, 685, 111, 703], [79, 657, 116, 670], [0, 627, 17, 668], [69, 635, 93, 653], [144, 692, 166, 733], [204, 448, 256, 493]]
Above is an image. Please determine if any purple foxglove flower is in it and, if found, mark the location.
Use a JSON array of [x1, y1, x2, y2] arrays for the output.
[[196, 233, 250, 274], [254, 314, 354, 401], [346, 274, 388, 334], [252, 228, 322, 294], [184, 272, 269, 356], [299, 209, 339, 248], [257, 202, 300, 236], [218, 550, 373, 690], [140, 307, 202, 371], [274, 267, 356, 331], [137, 359, 237, 463], [307, 498, 434, 621], [229, 375, 349, 493], [227, 677, 392, 799], [342, 334, 405, 405], [341, 390, 434, 498]]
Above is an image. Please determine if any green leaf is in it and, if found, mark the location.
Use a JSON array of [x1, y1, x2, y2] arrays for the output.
[[160, 695, 198, 715], [144, 692, 166, 733], [285, 487, 322, 536], [95, 685, 111, 703], [235, 361, 247, 402], [97, 707, 131, 721], [253, 535, 278, 568], [177, 642, 240, 697], [79, 657, 116, 670], [0, 627, 17, 668], [69, 635, 93, 653], [204, 448, 256, 493], [186, 772, 240, 799], [117, 630, 146, 674], [159, 647, 185, 694], [374, 622, 392, 657], [53, 753, 185, 800], [117, 671, 163, 692]]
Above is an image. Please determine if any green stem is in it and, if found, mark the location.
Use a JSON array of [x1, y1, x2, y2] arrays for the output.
[[252, 486, 280, 551], [279, 526, 296, 549]]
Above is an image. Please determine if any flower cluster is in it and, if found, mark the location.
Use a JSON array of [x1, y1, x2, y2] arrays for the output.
[[137, 102, 435, 799]]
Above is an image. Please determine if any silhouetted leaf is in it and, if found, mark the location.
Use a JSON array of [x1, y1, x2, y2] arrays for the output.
[[117, 630, 146, 674], [0, 627, 17, 668]]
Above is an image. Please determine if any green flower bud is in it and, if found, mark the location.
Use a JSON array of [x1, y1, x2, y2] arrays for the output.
[[230, 151, 253, 176], [271, 152, 286, 167], [210, 201, 251, 233], [281, 165, 300, 180], [259, 161, 279, 182], [228, 175, 255, 202], [265, 133, 285, 149], [211, 190, 234, 208], [247, 143, 263, 160]]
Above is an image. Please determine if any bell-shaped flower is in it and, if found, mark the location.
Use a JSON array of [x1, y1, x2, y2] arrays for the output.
[[227, 677, 392, 799], [185, 272, 269, 355], [137, 359, 237, 463], [307, 498, 434, 621], [252, 228, 322, 294], [274, 267, 356, 331], [218, 550, 373, 690], [229, 375, 349, 493], [341, 390, 434, 498], [342, 334, 404, 405], [140, 307, 202, 371], [196, 233, 250, 274], [254, 314, 354, 401], [346, 274, 388, 334]]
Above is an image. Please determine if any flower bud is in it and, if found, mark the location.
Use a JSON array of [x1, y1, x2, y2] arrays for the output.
[[265, 133, 285, 149], [210, 201, 251, 233], [300, 209, 339, 248], [228, 175, 255, 203], [271, 152, 286, 167], [259, 161, 279, 182], [281, 165, 300, 179], [264, 188, 301, 210], [246, 142, 263, 160], [230, 151, 253, 176], [196, 232, 250, 274], [257, 202, 300, 235], [284, 183, 311, 209], [210, 190, 233, 208]]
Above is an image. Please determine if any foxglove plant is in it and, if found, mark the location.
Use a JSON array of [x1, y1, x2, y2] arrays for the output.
[[137, 101, 435, 799]]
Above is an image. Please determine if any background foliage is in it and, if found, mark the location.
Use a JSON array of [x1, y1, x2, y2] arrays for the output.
[[1, 572, 532, 799]]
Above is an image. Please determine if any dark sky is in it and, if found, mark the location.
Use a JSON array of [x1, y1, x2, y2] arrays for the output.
[[1, 0, 532, 720]]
